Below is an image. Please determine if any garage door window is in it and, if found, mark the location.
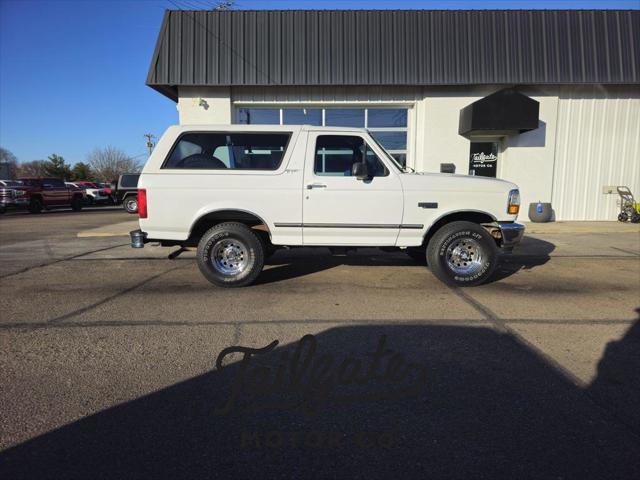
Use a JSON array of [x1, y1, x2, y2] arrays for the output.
[[237, 107, 409, 166]]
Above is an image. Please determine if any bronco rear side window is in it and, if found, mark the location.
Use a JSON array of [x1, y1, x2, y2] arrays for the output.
[[162, 132, 291, 170]]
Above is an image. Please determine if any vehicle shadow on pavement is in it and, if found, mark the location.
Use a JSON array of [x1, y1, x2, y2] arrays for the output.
[[490, 236, 555, 283], [258, 237, 555, 286], [257, 248, 419, 285], [2, 315, 639, 478]]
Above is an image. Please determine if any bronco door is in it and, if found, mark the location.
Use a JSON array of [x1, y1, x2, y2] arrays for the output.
[[301, 132, 404, 246]]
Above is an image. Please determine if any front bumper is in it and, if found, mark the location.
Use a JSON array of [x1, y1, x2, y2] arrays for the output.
[[498, 222, 525, 253], [0, 198, 28, 207]]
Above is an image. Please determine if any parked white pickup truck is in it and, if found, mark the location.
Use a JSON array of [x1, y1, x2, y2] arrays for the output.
[[131, 125, 524, 287]]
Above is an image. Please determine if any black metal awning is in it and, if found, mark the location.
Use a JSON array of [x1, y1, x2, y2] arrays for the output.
[[458, 89, 540, 138]]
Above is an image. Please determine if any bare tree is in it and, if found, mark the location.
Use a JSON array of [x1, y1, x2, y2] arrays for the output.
[[0, 147, 18, 178], [16, 160, 48, 177], [86, 146, 142, 182]]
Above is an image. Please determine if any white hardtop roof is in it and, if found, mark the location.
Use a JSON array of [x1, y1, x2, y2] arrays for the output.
[[172, 124, 368, 133]]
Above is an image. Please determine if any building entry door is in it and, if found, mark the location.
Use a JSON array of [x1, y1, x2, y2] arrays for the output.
[[469, 142, 499, 177]]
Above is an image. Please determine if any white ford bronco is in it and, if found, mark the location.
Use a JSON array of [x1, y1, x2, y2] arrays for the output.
[[130, 125, 524, 287]]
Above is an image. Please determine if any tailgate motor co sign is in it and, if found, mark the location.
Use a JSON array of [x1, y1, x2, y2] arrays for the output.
[[469, 142, 498, 178]]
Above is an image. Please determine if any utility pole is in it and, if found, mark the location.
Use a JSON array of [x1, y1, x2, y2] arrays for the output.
[[144, 133, 155, 157]]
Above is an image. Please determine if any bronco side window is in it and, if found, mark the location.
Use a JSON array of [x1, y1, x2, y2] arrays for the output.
[[314, 135, 388, 177], [163, 132, 291, 170]]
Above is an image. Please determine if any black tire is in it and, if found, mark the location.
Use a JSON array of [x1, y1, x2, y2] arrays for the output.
[[631, 213, 640, 224], [426, 221, 498, 287], [71, 196, 83, 212], [405, 246, 427, 264], [197, 222, 264, 288], [123, 196, 138, 214], [618, 212, 629, 222], [28, 197, 43, 214], [0, 205, 6, 215]]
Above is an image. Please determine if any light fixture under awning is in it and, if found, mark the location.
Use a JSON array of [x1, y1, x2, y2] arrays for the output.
[[458, 88, 540, 138]]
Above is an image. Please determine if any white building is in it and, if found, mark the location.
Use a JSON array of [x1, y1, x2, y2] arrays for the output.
[[147, 9, 640, 221]]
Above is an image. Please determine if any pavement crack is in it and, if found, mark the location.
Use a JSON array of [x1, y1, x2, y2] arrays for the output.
[[48, 265, 188, 324], [449, 285, 586, 386], [450, 285, 640, 441], [0, 243, 128, 280], [449, 286, 505, 330], [610, 246, 640, 256]]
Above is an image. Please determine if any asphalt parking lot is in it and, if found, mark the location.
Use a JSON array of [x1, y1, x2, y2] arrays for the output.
[[1, 209, 639, 478]]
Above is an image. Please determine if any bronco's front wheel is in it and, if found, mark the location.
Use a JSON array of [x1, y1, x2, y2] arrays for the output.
[[197, 222, 264, 287], [426, 221, 498, 287]]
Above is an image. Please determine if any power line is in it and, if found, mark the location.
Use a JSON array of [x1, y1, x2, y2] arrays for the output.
[[189, 0, 222, 8], [173, 0, 207, 9]]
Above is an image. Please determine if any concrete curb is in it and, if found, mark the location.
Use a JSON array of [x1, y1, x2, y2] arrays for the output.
[[522, 221, 640, 234]]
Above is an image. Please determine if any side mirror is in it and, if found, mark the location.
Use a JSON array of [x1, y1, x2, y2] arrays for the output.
[[352, 162, 370, 180]]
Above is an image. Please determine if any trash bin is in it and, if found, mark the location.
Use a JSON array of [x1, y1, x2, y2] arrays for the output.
[[528, 202, 553, 223]]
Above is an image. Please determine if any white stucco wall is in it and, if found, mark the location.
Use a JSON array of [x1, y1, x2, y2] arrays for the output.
[[177, 87, 232, 125], [500, 89, 559, 217], [174, 84, 640, 220]]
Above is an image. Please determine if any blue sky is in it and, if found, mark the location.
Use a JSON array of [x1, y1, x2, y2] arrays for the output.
[[1, 0, 638, 165]]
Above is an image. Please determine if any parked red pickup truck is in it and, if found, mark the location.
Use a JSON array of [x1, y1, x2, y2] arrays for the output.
[[18, 177, 86, 213], [0, 180, 30, 214]]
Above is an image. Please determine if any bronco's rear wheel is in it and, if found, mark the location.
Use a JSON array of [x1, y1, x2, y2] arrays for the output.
[[197, 222, 264, 287], [426, 221, 498, 287]]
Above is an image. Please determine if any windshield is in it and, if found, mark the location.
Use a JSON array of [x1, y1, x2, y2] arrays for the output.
[[366, 131, 408, 173], [18, 179, 40, 186]]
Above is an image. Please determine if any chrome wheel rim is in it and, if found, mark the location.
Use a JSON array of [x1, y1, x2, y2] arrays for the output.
[[211, 239, 249, 276], [445, 237, 484, 275], [128, 199, 137, 211]]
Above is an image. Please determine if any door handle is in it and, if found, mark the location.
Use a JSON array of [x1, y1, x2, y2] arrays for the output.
[[306, 183, 327, 189]]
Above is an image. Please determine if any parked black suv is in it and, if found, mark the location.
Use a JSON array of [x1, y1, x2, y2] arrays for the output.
[[113, 174, 140, 213]]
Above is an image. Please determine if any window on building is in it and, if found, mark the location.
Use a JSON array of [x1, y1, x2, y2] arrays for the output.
[[237, 108, 280, 125], [235, 107, 409, 167], [163, 132, 290, 170], [325, 109, 365, 127], [283, 108, 322, 126], [314, 135, 388, 177]]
